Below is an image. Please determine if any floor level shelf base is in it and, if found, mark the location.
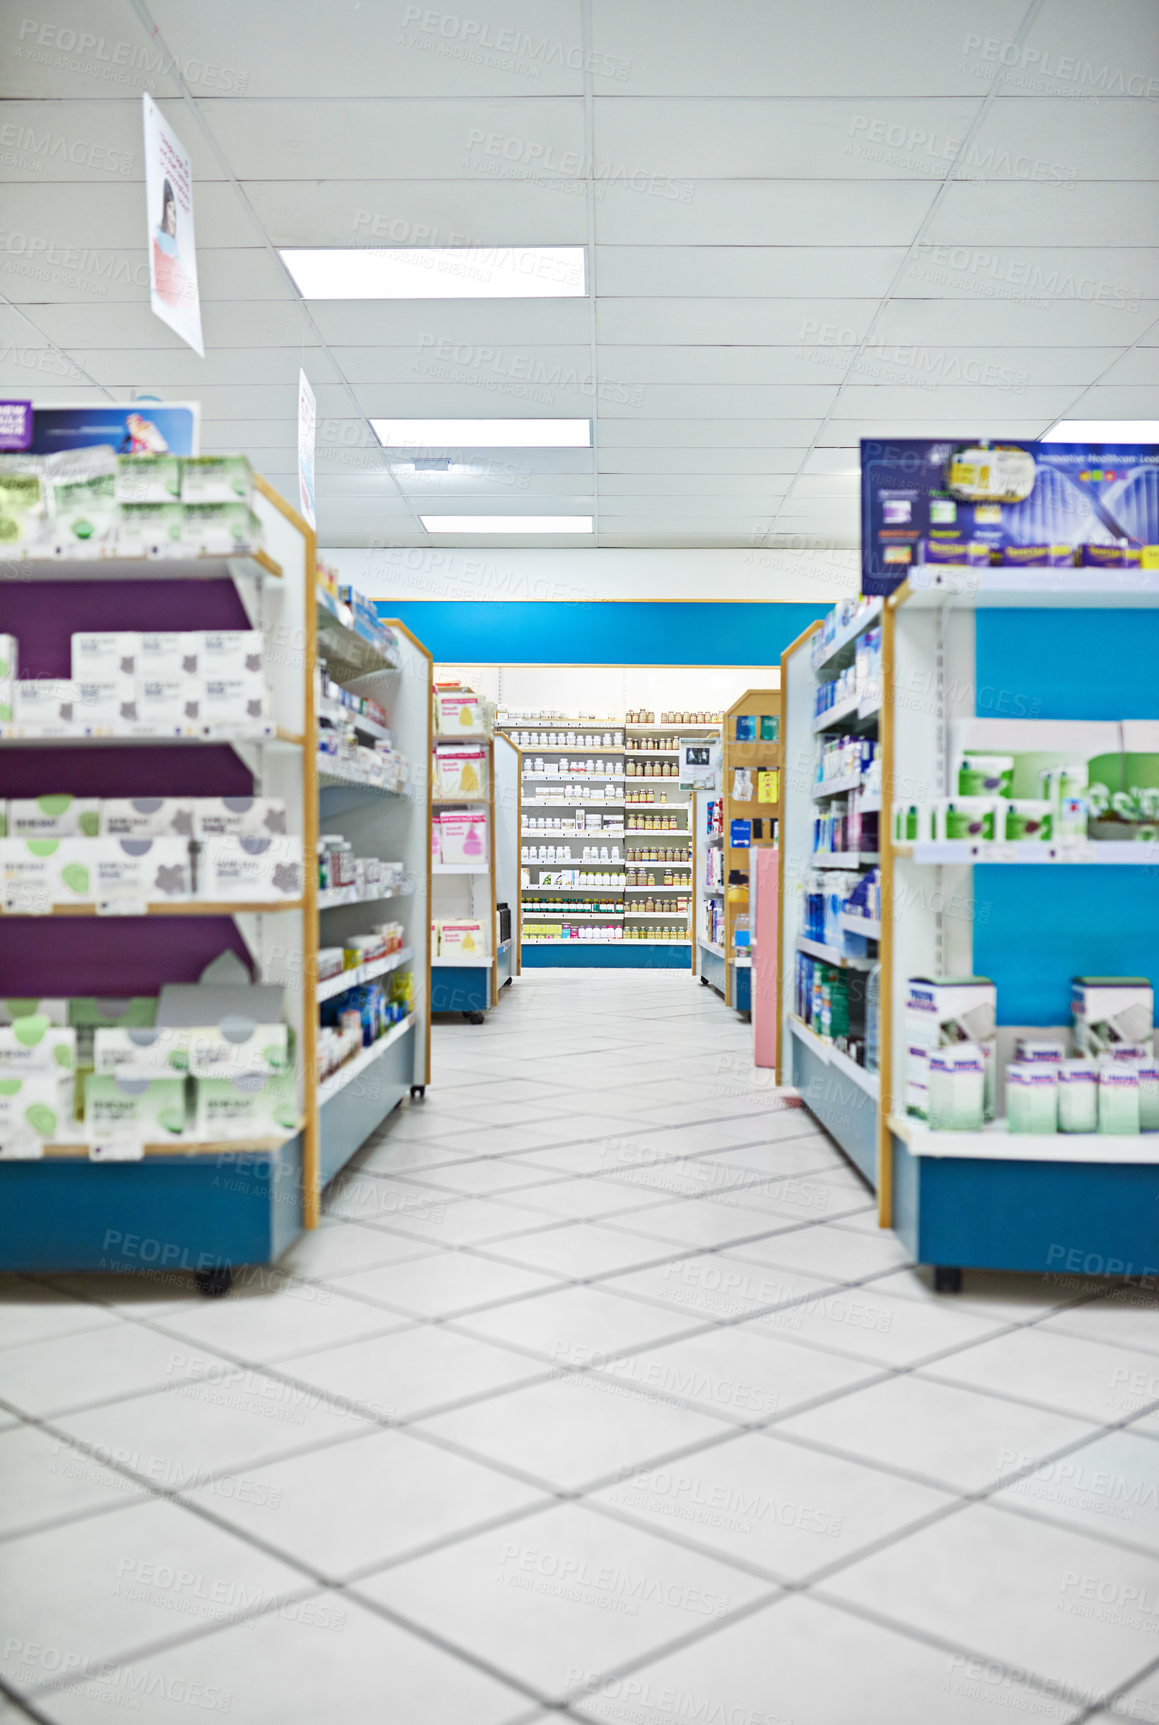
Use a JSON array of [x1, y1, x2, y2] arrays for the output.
[[318, 1022, 415, 1184], [891, 1130, 1159, 1278], [790, 1029, 877, 1188]]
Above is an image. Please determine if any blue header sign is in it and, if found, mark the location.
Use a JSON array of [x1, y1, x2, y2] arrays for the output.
[[861, 438, 1159, 595]]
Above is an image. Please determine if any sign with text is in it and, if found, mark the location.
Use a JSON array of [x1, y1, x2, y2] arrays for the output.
[[143, 94, 203, 355], [298, 370, 316, 529]]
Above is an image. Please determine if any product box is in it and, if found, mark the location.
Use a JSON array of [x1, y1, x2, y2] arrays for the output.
[[192, 798, 287, 838], [957, 753, 1014, 797], [933, 798, 999, 842], [138, 632, 197, 679], [182, 503, 262, 555], [919, 539, 991, 566], [1098, 1063, 1140, 1134], [0, 1073, 72, 1144], [0, 839, 56, 912], [199, 676, 267, 729], [94, 1022, 289, 1079], [197, 837, 302, 903], [757, 770, 780, 804], [1001, 545, 1074, 567], [133, 677, 199, 736], [0, 465, 47, 550], [1, 999, 68, 1025], [8, 796, 100, 839], [1072, 977, 1153, 1057], [92, 1026, 191, 1075], [72, 633, 138, 680], [49, 838, 194, 907], [435, 744, 487, 798], [437, 919, 488, 958], [0, 1018, 75, 1074], [435, 691, 487, 734], [1058, 1059, 1098, 1133], [117, 503, 186, 557], [1137, 1059, 1159, 1131], [68, 998, 157, 1030], [927, 1045, 986, 1130], [52, 468, 118, 550], [1004, 800, 1052, 842], [74, 678, 138, 733], [12, 680, 78, 736], [431, 821, 443, 865], [84, 1072, 187, 1140], [438, 810, 488, 866], [180, 456, 254, 505], [1082, 544, 1142, 569], [194, 1071, 298, 1140], [1006, 1063, 1058, 1134], [115, 454, 182, 504], [0, 636, 16, 681], [1013, 1039, 1066, 1064], [905, 975, 996, 1120], [100, 799, 195, 839], [198, 631, 263, 679]]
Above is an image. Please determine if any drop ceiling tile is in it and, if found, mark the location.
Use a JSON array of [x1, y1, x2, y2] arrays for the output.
[[875, 298, 1159, 347], [816, 417, 1049, 443], [596, 299, 877, 345], [392, 475, 597, 501], [593, 98, 981, 179], [1009, 0, 1159, 101], [66, 346, 342, 387], [597, 385, 841, 418], [0, 98, 224, 181], [969, 95, 1159, 180], [858, 343, 1122, 387], [895, 245, 1159, 304], [600, 419, 826, 447], [3, 6, 183, 97], [829, 383, 1081, 419], [152, 0, 587, 96], [1063, 385, 1159, 416], [596, 495, 787, 516], [1101, 348, 1159, 385], [598, 474, 791, 498], [244, 178, 590, 248], [590, 0, 1028, 95], [596, 246, 905, 298], [787, 475, 863, 498], [208, 98, 585, 180], [313, 300, 592, 346], [926, 181, 1159, 247], [327, 343, 593, 384], [348, 383, 603, 417], [601, 347, 859, 385], [599, 448, 810, 474], [797, 449, 862, 477], [593, 180, 936, 245], [0, 181, 255, 249]]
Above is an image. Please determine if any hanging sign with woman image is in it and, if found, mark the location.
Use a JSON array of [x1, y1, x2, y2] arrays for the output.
[[142, 94, 204, 356]]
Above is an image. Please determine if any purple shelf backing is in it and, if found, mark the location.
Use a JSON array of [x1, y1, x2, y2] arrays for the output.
[[0, 743, 252, 798], [0, 916, 253, 997], [3, 576, 249, 680]]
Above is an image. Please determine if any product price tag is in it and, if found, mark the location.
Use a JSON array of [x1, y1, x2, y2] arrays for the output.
[[1055, 839, 1089, 863], [89, 1140, 146, 1162], [2, 885, 51, 916], [0, 1138, 44, 1160], [992, 843, 1019, 864], [97, 897, 148, 917]]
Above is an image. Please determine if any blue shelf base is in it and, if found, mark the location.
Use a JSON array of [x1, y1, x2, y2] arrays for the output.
[[0, 1135, 305, 1274], [731, 963, 752, 1013], [892, 1133, 1159, 1279], [792, 1036, 877, 1188], [522, 944, 690, 969], [432, 965, 492, 1012]]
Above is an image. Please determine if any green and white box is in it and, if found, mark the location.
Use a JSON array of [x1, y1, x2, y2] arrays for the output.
[[8, 796, 100, 839], [192, 798, 287, 838], [1098, 1062, 1140, 1134], [1137, 1059, 1159, 1131], [1006, 1063, 1058, 1134], [0, 636, 17, 681], [933, 798, 1000, 842], [180, 455, 253, 505], [1, 999, 68, 1026], [0, 839, 57, 912], [68, 998, 156, 1030], [117, 503, 185, 557], [182, 503, 262, 555], [1058, 1059, 1099, 1133], [0, 1018, 75, 1075], [0, 1074, 71, 1144], [187, 1021, 291, 1079], [51, 838, 193, 907], [1072, 977, 1153, 1057], [194, 1071, 298, 1140], [927, 1045, 986, 1130], [957, 752, 1014, 797], [85, 1073, 187, 1140], [115, 454, 181, 504], [93, 1026, 191, 1075], [905, 975, 996, 1120]]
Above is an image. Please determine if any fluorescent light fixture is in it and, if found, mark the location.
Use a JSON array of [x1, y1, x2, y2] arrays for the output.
[[421, 515, 593, 534], [279, 247, 585, 300], [374, 418, 591, 449], [1042, 420, 1159, 443]]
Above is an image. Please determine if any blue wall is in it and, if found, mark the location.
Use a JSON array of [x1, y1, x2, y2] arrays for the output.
[[973, 609, 1159, 1023], [375, 601, 826, 665]]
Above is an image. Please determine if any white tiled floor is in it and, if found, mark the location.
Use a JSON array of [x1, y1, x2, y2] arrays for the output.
[[3, 970, 1159, 1723]]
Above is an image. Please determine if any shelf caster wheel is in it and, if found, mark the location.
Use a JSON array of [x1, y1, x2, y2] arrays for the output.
[[464, 1010, 486, 1025], [195, 1266, 233, 1299], [933, 1266, 962, 1294], [700, 976, 710, 986], [410, 1084, 426, 1100]]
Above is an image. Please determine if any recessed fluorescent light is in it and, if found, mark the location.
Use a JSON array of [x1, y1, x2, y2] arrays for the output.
[[279, 247, 585, 300], [373, 419, 591, 449], [421, 516, 593, 534], [1042, 420, 1159, 442]]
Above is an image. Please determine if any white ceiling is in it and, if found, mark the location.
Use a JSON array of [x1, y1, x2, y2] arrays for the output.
[[1, 0, 1156, 549]]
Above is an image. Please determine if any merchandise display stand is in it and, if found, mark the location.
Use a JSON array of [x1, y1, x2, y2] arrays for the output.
[[777, 609, 881, 1183], [316, 617, 432, 1168], [431, 709, 500, 1021], [492, 732, 520, 991], [0, 480, 315, 1279], [694, 786, 726, 994], [719, 691, 781, 1014]]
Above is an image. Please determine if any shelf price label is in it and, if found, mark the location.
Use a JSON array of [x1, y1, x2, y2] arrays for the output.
[[89, 1140, 146, 1162], [0, 1138, 44, 1160]]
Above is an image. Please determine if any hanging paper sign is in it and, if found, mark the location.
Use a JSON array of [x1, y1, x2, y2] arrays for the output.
[[298, 370, 317, 529], [142, 94, 204, 356], [0, 402, 32, 450]]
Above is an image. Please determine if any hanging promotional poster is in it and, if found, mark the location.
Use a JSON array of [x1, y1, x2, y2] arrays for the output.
[[20, 403, 199, 457], [142, 94, 204, 356], [297, 370, 317, 530], [861, 439, 1159, 596]]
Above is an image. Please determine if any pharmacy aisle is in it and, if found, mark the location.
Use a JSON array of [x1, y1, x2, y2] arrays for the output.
[[4, 969, 1158, 1720]]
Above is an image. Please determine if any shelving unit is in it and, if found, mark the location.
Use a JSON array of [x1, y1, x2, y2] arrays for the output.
[[698, 690, 781, 1014], [777, 604, 881, 1184], [430, 704, 506, 1022]]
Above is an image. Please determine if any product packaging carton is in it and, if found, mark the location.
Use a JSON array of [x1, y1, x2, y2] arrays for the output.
[[94, 1022, 289, 1079], [0, 839, 57, 912], [117, 502, 186, 557], [1072, 977, 1153, 1057], [51, 467, 118, 550], [435, 691, 487, 734], [1, 999, 68, 1025], [194, 1071, 298, 1140], [180, 456, 254, 505], [72, 632, 138, 680], [905, 975, 996, 1120], [197, 631, 263, 679], [0, 636, 17, 681], [133, 677, 199, 736], [12, 680, 77, 736], [1006, 1063, 1058, 1133], [435, 744, 487, 798], [100, 799, 196, 839], [927, 1045, 986, 1130], [1098, 1063, 1140, 1134], [197, 837, 302, 902], [0, 1018, 75, 1074], [0, 1073, 72, 1144], [438, 809, 488, 865], [115, 454, 182, 504], [7, 796, 100, 839], [0, 464, 48, 550], [199, 676, 267, 729], [137, 632, 197, 679], [1058, 1060, 1098, 1133], [191, 798, 287, 838], [50, 838, 193, 908], [84, 1072, 187, 1140], [182, 503, 262, 555], [437, 919, 488, 958], [74, 678, 138, 733]]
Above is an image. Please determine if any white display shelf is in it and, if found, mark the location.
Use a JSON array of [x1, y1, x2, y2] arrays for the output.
[[625, 723, 721, 735], [431, 796, 489, 806], [626, 825, 691, 835], [626, 862, 692, 871], [839, 912, 881, 941], [796, 935, 874, 971], [860, 794, 882, 815], [317, 1015, 415, 1105], [524, 858, 626, 866], [890, 1114, 1159, 1163], [812, 852, 880, 868], [432, 863, 489, 875], [789, 1015, 879, 1098], [523, 909, 624, 919], [895, 839, 1159, 866], [700, 939, 725, 957], [523, 772, 625, 783], [625, 909, 691, 920], [625, 884, 690, 892], [316, 594, 402, 680], [503, 722, 620, 733], [1, 726, 300, 749], [318, 880, 413, 912], [623, 939, 691, 947], [320, 701, 390, 742], [523, 938, 623, 946], [522, 828, 625, 839], [317, 763, 406, 794], [624, 747, 680, 759], [431, 954, 493, 968], [521, 883, 625, 892], [733, 954, 752, 969], [0, 897, 305, 919], [0, 550, 279, 584], [513, 743, 622, 754], [317, 945, 414, 1004], [812, 773, 863, 800], [902, 568, 1159, 610], [812, 693, 880, 735], [433, 732, 492, 745], [812, 599, 882, 677]]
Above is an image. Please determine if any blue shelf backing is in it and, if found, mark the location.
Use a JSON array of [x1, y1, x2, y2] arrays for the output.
[[431, 964, 492, 1011], [522, 944, 690, 969], [976, 609, 1159, 722]]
